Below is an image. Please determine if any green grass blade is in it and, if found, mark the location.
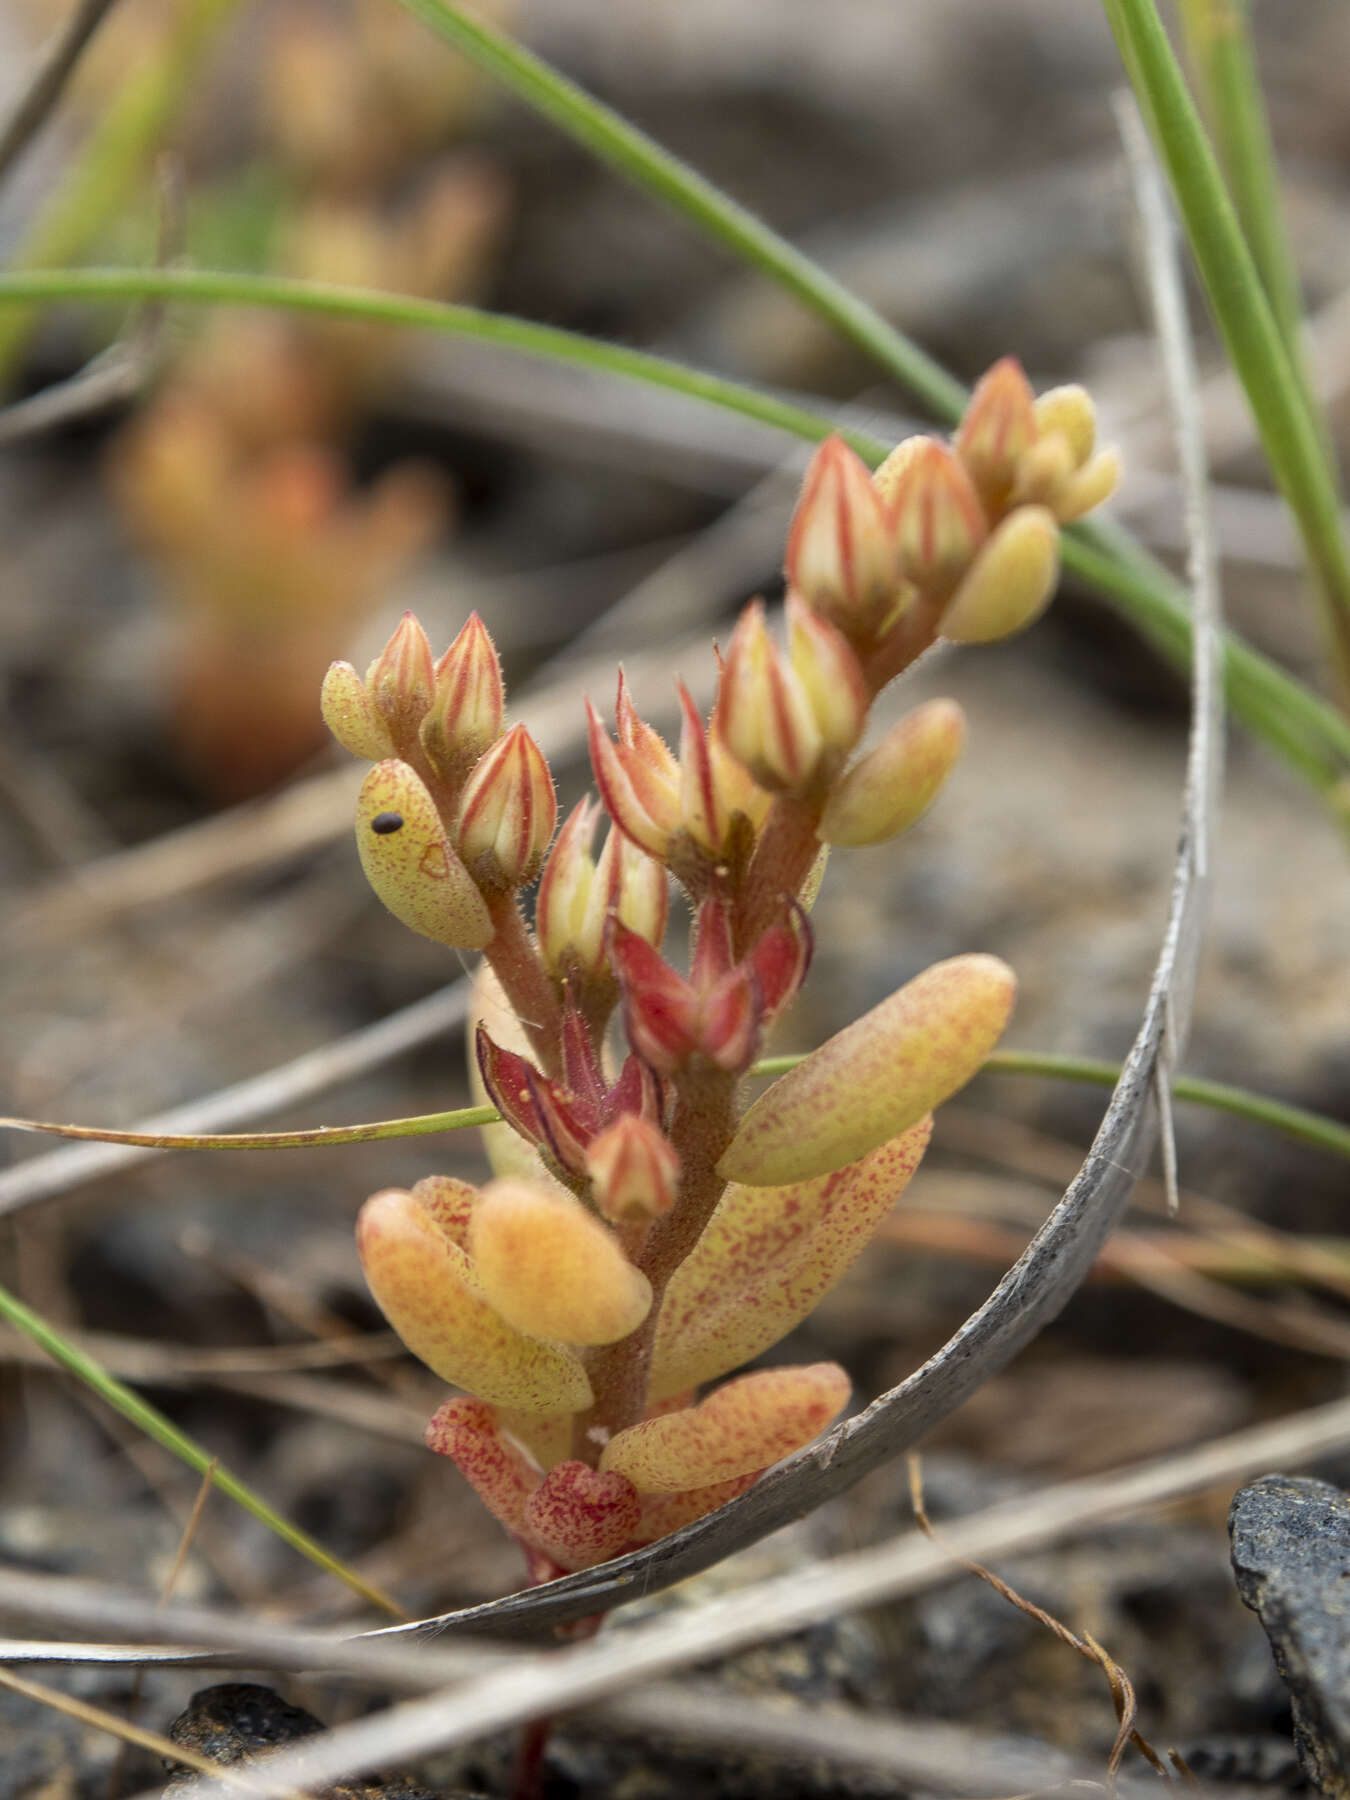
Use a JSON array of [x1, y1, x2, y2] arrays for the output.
[[388, 0, 967, 423], [0, 263, 1347, 815], [1176, 0, 1311, 375], [0, 0, 244, 381], [0, 1279, 404, 1617], [1103, 0, 1350, 697], [752, 1049, 1350, 1165]]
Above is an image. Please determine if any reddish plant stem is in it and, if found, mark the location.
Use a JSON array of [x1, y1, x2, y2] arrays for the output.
[[576, 1066, 738, 1452], [862, 593, 945, 695], [484, 889, 563, 1078], [734, 790, 826, 955]]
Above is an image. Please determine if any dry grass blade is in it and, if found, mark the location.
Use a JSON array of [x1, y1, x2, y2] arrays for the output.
[[907, 1456, 1170, 1787], [0, 0, 122, 176]]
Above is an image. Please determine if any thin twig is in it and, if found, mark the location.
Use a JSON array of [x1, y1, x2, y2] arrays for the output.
[[0, 0, 122, 178]]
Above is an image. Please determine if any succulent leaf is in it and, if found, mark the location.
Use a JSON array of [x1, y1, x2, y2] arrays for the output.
[[718, 954, 1015, 1185], [599, 1362, 850, 1492], [356, 759, 492, 948]]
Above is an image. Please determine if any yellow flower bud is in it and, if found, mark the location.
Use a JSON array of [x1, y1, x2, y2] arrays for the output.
[[939, 505, 1059, 644], [321, 660, 394, 761], [820, 698, 965, 847], [456, 723, 557, 888]]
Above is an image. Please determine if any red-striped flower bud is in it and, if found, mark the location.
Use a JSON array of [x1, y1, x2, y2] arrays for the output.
[[536, 801, 669, 980], [787, 592, 868, 757], [420, 612, 504, 782], [364, 611, 435, 753], [785, 435, 900, 637], [954, 356, 1038, 514], [456, 723, 557, 888], [717, 600, 824, 793], [586, 1113, 680, 1224], [875, 437, 987, 599]]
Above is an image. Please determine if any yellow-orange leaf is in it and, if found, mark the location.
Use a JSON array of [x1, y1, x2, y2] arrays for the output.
[[356, 760, 492, 949], [470, 1179, 652, 1346], [357, 1188, 590, 1413], [600, 1363, 850, 1492], [718, 954, 1015, 1186], [652, 1118, 931, 1397]]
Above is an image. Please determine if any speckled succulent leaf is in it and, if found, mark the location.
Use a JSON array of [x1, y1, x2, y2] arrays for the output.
[[320, 659, 393, 760], [357, 1188, 591, 1412], [940, 505, 1060, 645], [599, 1362, 850, 1492], [455, 722, 557, 887], [785, 435, 899, 636], [424, 1397, 536, 1539], [633, 1470, 761, 1544], [522, 1461, 643, 1571], [408, 1174, 477, 1250], [820, 698, 966, 848], [469, 1179, 653, 1346], [651, 1118, 932, 1397], [497, 1407, 575, 1471], [954, 356, 1038, 513], [718, 953, 1015, 1185], [355, 759, 492, 949]]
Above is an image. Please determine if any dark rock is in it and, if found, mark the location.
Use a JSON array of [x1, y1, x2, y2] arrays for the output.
[[162, 1683, 476, 1799], [1230, 1475, 1350, 1795]]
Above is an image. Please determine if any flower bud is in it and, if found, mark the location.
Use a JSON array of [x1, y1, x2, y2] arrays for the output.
[[537, 802, 668, 983], [955, 356, 1037, 512], [718, 952, 1016, 1186], [587, 685, 682, 862], [787, 593, 868, 756], [469, 1178, 653, 1346], [456, 723, 557, 887], [876, 437, 987, 597], [820, 698, 965, 847], [1032, 383, 1096, 466], [939, 504, 1059, 644], [718, 600, 824, 793], [586, 1114, 680, 1224], [599, 1362, 850, 1492], [785, 436, 899, 636], [1054, 448, 1120, 524], [321, 659, 394, 760], [420, 611, 505, 781], [356, 759, 493, 949], [364, 611, 435, 750]]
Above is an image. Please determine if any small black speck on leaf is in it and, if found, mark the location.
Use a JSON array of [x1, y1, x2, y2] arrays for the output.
[[371, 812, 404, 835]]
